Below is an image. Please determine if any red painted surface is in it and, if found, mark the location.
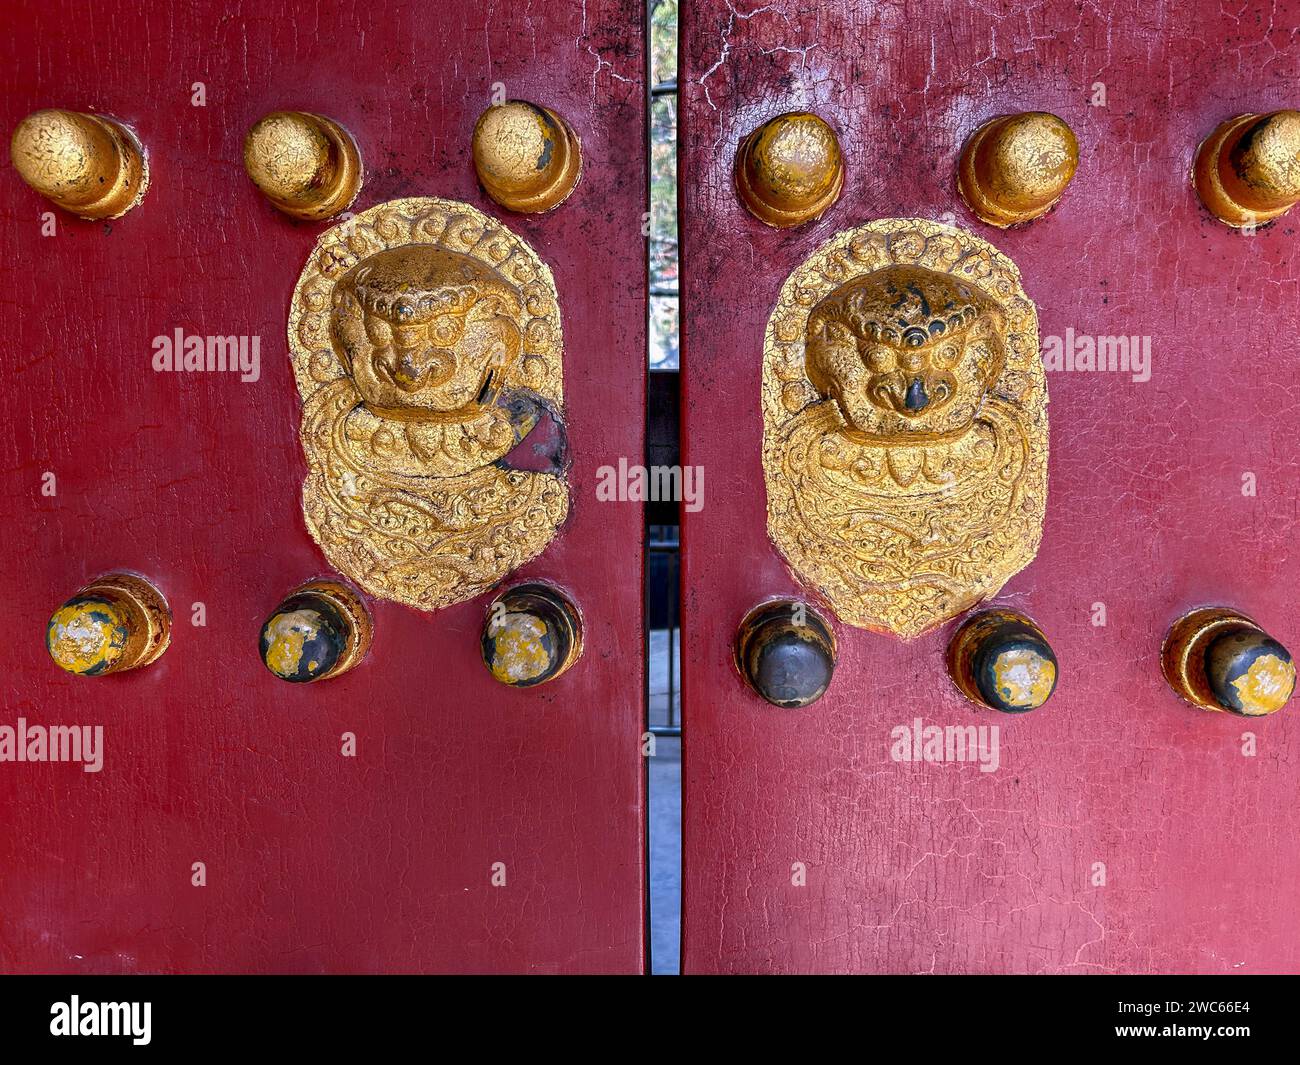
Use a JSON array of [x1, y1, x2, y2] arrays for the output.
[[0, 1, 645, 973], [680, 0, 1300, 973]]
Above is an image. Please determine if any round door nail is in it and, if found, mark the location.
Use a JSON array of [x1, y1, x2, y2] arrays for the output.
[[734, 112, 844, 228], [957, 112, 1078, 227], [47, 573, 170, 676], [472, 101, 582, 214], [481, 583, 583, 686], [1193, 110, 1300, 227], [244, 111, 362, 221], [735, 599, 836, 708], [259, 579, 372, 683], [11, 109, 148, 219], [1162, 607, 1295, 716], [948, 608, 1058, 713]]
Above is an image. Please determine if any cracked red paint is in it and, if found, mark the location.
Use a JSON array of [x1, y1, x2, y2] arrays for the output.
[[0, 0, 646, 974], [681, 0, 1300, 975]]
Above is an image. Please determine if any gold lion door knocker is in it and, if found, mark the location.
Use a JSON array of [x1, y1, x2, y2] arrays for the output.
[[288, 197, 569, 610], [763, 218, 1047, 639]]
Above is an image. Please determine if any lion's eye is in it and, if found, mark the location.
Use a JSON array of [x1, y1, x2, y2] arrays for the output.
[[428, 314, 465, 347], [930, 342, 961, 369], [866, 347, 894, 372], [363, 317, 392, 346]]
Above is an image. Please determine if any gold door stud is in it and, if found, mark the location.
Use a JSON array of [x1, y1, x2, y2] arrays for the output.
[[243, 111, 362, 221], [472, 101, 583, 214], [735, 111, 844, 228], [958, 112, 1078, 227], [1193, 110, 1300, 227], [10, 109, 148, 219]]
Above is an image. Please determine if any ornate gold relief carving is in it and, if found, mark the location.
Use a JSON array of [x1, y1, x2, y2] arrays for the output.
[[289, 197, 569, 611], [763, 218, 1048, 639]]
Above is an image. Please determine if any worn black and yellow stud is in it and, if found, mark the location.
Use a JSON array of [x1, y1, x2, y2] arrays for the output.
[[472, 101, 582, 214], [481, 583, 583, 686], [47, 573, 171, 676], [259, 579, 372, 683], [735, 599, 836, 708], [1162, 607, 1295, 717], [948, 609, 1058, 713]]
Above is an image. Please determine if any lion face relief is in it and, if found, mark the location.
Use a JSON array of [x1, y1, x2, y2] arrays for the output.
[[762, 218, 1048, 639], [330, 245, 524, 422], [805, 265, 1006, 441], [289, 197, 570, 612]]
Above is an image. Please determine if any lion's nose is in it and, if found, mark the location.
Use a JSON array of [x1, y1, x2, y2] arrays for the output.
[[388, 345, 455, 391], [904, 376, 929, 412]]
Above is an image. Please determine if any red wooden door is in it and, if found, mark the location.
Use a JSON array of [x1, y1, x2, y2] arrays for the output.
[[680, 0, 1300, 973], [0, 0, 645, 973]]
